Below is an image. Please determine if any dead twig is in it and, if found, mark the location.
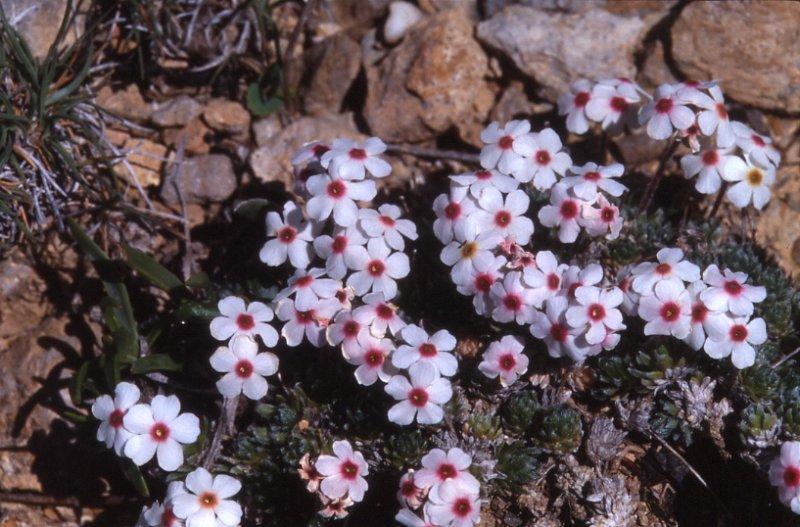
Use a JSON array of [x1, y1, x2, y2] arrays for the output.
[[638, 140, 679, 212], [772, 347, 800, 369], [282, 0, 318, 113], [386, 144, 481, 165], [0, 490, 136, 508], [201, 396, 239, 470]]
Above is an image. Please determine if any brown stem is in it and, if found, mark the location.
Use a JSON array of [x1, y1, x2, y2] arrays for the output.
[[707, 181, 729, 220], [386, 144, 481, 165], [282, 0, 318, 114], [638, 140, 679, 213], [201, 396, 239, 470], [0, 491, 135, 508]]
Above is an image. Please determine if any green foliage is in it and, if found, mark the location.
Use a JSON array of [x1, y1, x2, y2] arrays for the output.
[[532, 405, 583, 455], [606, 207, 676, 264], [739, 365, 780, 403], [493, 442, 539, 493], [595, 344, 691, 399], [384, 430, 429, 470], [502, 390, 541, 434], [739, 404, 782, 449]]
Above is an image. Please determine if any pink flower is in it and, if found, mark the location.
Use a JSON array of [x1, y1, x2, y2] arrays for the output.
[[639, 83, 696, 140], [397, 471, 427, 510], [565, 286, 625, 345], [630, 248, 700, 295], [315, 440, 370, 502], [415, 448, 480, 494], [699, 264, 766, 317], [537, 183, 588, 243], [479, 120, 532, 174], [680, 148, 733, 195], [585, 80, 640, 129], [275, 268, 341, 312], [313, 227, 367, 280], [558, 79, 594, 134], [562, 263, 604, 300], [440, 228, 501, 286], [770, 441, 800, 512], [352, 292, 407, 337], [682, 281, 725, 351], [393, 324, 458, 376], [347, 238, 410, 300], [616, 264, 640, 316], [92, 381, 140, 455], [478, 335, 529, 386], [306, 174, 377, 227], [473, 188, 534, 245], [396, 507, 435, 527], [298, 453, 323, 493], [704, 314, 766, 369], [359, 204, 418, 251], [276, 297, 341, 347], [450, 168, 519, 198], [562, 162, 627, 201], [347, 334, 394, 386], [209, 296, 279, 347], [385, 363, 453, 425], [688, 85, 734, 148], [490, 271, 537, 325], [424, 480, 481, 527], [320, 137, 392, 180], [432, 188, 477, 244], [171, 468, 242, 527], [581, 194, 623, 240], [514, 128, 573, 190], [260, 201, 314, 269], [209, 336, 278, 400], [637, 281, 692, 339]]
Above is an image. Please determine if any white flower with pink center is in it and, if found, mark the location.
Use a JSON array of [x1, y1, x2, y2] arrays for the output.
[[450, 168, 519, 198], [424, 480, 481, 527], [704, 314, 766, 369], [479, 120, 532, 174], [699, 264, 766, 316], [441, 228, 501, 286], [260, 200, 314, 269], [393, 324, 458, 376], [770, 441, 800, 513], [637, 281, 692, 339], [352, 292, 407, 337], [722, 156, 775, 210], [275, 268, 341, 312], [209, 335, 278, 400], [521, 250, 567, 308], [530, 296, 593, 361], [687, 85, 734, 148], [123, 395, 200, 472], [347, 238, 410, 300], [730, 121, 781, 168], [473, 188, 534, 245], [92, 381, 140, 455], [313, 227, 367, 280], [638, 83, 696, 140], [359, 204, 418, 251], [276, 297, 341, 347], [171, 467, 242, 527], [416, 447, 480, 494], [306, 174, 377, 227], [514, 128, 573, 190], [490, 271, 537, 325], [432, 188, 477, 244], [326, 310, 368, 359], [537, 183, 588, 243], [562, 162, 627, 201], [562, 263, 604, 300], [585, 80, 640, 129], [396, 508, 435, 527], [680, 148, 733, 195], [454, 254, 507, 316], [478, 335, 529, 386], [141, 485, 185, 527], [292, 141, 330, 168], [209, 296, 279, 347], [347, 334, 395, 386], [630, 247, 700, 295], [320, 137, 392, 180], [557, 79, 594, 134], [682, 281, 724, 351], [566, 286, 625, 345], [397, 470, 426, 510], [315, 440, 370, 502], [598, 77, 645, 101], [581, 194, 623, 240], [616, 264, 640, 316], [385, 363, 453, 425]]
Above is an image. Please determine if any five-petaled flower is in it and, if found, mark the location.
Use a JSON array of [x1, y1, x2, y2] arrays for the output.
[[478, 335, 529, 386], [315, 440, 370, 502], [320, 137, 392, 180], [92, 381, 141, 455], [393, 324, 458, 377], [210, 296, 279, 347], [209, 335, 279, 400], [386, 363, 453, 425], [171, 468, 242, 527], [260, 200, 315, 269]]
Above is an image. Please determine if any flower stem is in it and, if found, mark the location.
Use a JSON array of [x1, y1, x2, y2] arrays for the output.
[[638, 140, 679, 213], [707, 182, 729, 220]]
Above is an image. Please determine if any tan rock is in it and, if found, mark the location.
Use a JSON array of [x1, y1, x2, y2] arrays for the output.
[[112, 137, 169, 187], [671, 1, 800, 113], [96, 84, 152, 123], [253, 115, 283, 146], [303, 32, 362, 116], [756, 165, 800, 277], [203, 99, 251, 136], [151, 95, 203, 128], [637, 39, 678, 93], [163, 117, 213, 155], [161, 154, 237, 205], [1, 0, 77, 59]]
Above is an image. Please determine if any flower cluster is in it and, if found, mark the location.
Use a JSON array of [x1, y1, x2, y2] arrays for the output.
[[559, 78, 780, 211], [618, 248, 767, 368], [299, 440, 369, 519], [395, 447, 482, 527]]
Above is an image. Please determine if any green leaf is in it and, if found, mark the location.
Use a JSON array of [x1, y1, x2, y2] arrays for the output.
[[120, 459, 149, 497], [132, 354, 183, 374], [123, 244, 184, 292], [177, 300, 219, 320], [69, 361, 90, 405], [233, 198, 271, 221], [246, 82, 282, 117], [186, 272, 212, 289]]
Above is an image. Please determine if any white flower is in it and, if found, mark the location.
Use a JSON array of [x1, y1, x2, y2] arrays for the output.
[[315, 440, 369, 502], [385, 363, 452, 425], [479, 120, 532, 174], [721, 156, 775, 210], [209, 296, 279, 347], [565, 286, 625, 345], [478, 335, 529, 386], [171, 468, 242, 527], [558, 79, 594, 134], [683, 281, 724, 351], [680, 148, 733, 195], [585, 81, 640, 129], [537, 183, 588, 243], [639, 83, 695, 140], [276, 297, 341, 347], [521, 250, 566, 308], [352, 292, 406, 337], [616, 264, 640, 316], [432, 188, 477, 244], [397, 471, 425, 510], [599, 77, 645, 101], [92, 381, 141, 455], [260, 201, 314, 269], [306, 174, 377, 227], [731, 121, 781, 168], [450, 168, 519, 198], [562, 162, 626, 201], [531, 296, 595, 361], [490, 271, 537, 325], [441, 228, 501, 286], [275, 268, 340, 312], [581, 194, 623, 240], [454, 254, 507, 316], [563, 263, 604, 300], [396, 508, 435, 527], [473, 188, 534, 245], [514, 128, 573, 190], [699, 264, 767, 316], [313, 227, 367, 280], [359, 204, 418, 251], [415, 447, 480, 494], [630, 247, 700, 295], [637, 281, 692, 339], [424, 480, 481, 527], [347, 334, 394, 386], [688, 85, 734, 148], [704, 314, 767, 369], [210, 335, 278, 400], [326, 310, 368, 358], [393, 324, 458, 376], [347, 238, 410, 300], [292, 141, 330, 167], [320, 137, 392, 180], [770, 441, 800, 512], [123, 395, 200, 471], [141, 482, 186, 527]]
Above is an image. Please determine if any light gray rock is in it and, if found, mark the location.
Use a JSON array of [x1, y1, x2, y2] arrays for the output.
[[151, 96, 203, 128], [161, 154, 237, 204]]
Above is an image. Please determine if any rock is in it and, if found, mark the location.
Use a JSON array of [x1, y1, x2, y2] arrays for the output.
[[364, 8, 496, 144], [202, 99, 251, 136], [490, 81, 534, 124], [756, 165, 800, 277], [383, 1, 424, 44], [150, 95, 203, 128], [477, 5, 650, 101], [162, 117, 213, 155], [303, 33, 362, 116], [111, 137, 169, 187], [671, 2, 800, 113], [161, 154, 237, 205], [252, 115, 282, 146], [637, 39, 678, 92], [614, 129, 666, 166], [96, 84, 153, 124], [250, 113, 364, 187], [1, 0, 75, 59]]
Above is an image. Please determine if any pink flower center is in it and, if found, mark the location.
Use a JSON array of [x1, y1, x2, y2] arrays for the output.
[[655, 263, 672, 276], [278, 226, 297, 243], [691, 303, 708, 323], [365, 349, 385, 367], [408, 388, 429, 407], [343, 320, 360, 337], [547, 273, 560, 290], [751, 134, 765, 147], [331, 236, 347, 253], [162, 507, 178, 526], [503, 294, 522, 311], [327, 180, 346, 198], [349, 148, 367, 160], [785, 466, 800, 487], [715, 103, 728, 120], [199, 492, 218, 509], [568, 282, 581, 298], [376, 304, 393, 320], [573, 91, 590, 108], [588, 303, 606, 321], [437, 463, 457, 480], [660, 301, 681, 322], [452, 497, 473, 518], [400, 480, 416, 497], [296, 309, 315, 324], [498, 135, 514, 150], [686, 124, 699, 136], [701, 150, 719, 166], [109, 409, 125, 428], [600, 207, 616, 223], [619, 277, 630, 292], [724, 280, 743, 296], [150, 422, 170, 442], [535, 150, 551, 165], [367, 260, 385, 277], [312, 144, 329, 157], [610, 97, 628, 112], [295, 275, 314, 288], [379, 215, 396, 227], [550, 323, 568, 342], [444, 202, 461, 220], [235, 359, 253, 378], [476, 170, 492, 180], [584, 171, 601, 182], [475, 273, 494, 293], [340, 460, 359, 480], [655, 98, 673, 114], [499, 353, 517, 371], [729, 324, 748, 342], [494, 210, 512, 227], [560, 200, 579, 219], [237, 313, 255, 330], [419, 343, 437, 357]]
